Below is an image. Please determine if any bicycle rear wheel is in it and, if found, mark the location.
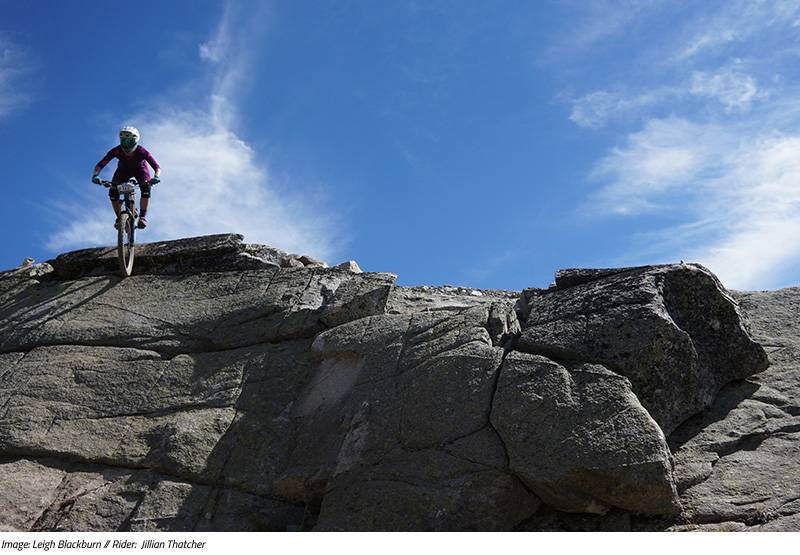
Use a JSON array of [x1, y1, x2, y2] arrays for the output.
[[117, 212, 135, 277]]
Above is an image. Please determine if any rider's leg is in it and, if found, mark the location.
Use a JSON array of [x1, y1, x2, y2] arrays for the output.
[[139, 177, 152, 216], [138, 178, 151, 226], [110, 170, 126, 220], [108, 185, 121, 217]]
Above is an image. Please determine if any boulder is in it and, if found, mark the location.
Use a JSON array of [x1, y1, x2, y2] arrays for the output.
[[332, 260, 362, 273], [297, 255, 327, 268], [491, 351, 680, 516], [517, 264, 768, 434]]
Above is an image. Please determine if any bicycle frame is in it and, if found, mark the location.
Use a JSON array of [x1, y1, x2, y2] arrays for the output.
[[115, 180, 138, 219], [100, 178, 139, 276]]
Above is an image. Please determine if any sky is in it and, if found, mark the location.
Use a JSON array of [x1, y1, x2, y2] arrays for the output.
[[3, 0, 800, 291]]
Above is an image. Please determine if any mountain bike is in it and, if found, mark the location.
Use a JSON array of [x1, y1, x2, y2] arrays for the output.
[[98, 178, 142, 277]]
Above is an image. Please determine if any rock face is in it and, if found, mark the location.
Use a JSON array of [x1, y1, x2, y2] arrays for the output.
[[0, 234, 792, 531], [666, 288, 800, 531], [492, 353, 678, 516], [517, 265, 768, 435]]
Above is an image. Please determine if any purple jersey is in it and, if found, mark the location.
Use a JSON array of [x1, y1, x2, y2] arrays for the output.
[[96, 145, 160, 182]]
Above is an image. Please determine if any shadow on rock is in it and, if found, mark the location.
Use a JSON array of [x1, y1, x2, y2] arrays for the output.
[[668, 380, 761, 452]]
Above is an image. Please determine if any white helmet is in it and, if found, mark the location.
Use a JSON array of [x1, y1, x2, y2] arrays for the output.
[[119, 126, 140, 153]]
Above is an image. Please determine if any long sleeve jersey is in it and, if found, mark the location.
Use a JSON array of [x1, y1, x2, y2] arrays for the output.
[[96, 145, 160, 175]]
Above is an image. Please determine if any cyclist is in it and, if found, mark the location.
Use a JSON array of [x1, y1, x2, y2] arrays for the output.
[[91, 126, 161, 229]]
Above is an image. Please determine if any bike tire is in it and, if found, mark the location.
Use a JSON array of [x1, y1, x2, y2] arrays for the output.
[[117, 212, 135, 277]]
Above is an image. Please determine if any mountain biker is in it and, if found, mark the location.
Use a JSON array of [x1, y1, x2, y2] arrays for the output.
[[91, 126, 161, 229]]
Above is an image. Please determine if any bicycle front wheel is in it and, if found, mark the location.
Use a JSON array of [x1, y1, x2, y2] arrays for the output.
[[117, 212, 135, 277]]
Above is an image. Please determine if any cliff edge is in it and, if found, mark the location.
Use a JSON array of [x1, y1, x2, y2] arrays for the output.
[[0, 234, 796, 531]]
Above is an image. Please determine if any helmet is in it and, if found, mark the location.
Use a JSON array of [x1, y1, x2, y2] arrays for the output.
[[119, 126, 140, 153]]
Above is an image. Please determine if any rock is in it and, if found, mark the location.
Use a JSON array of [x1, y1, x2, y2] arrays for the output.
[[385, 284, 517, 315], [315, 449, 539, 531], [0, 261, 53, 282], [0, 265, 395, 356], [0, 458, 66, 531], [0, 457, 306, 532], [0, 342, 314, 490], [747, 513, 800, 532], [491, 351, 680, 516], [552, 266, 643, 289], [0, 235, 791, 531], [677, 433, 800, 525], [45, 234, 333, 278], [297, 255, 327, 268], [283, 257, 306, 268], [665, 288, 800, 528], [517, 264, 768, 434], [280, 305, 541, 530], [515, 506, 633, 532], [669, 521, 749, 532], [332, 260, 362, 273], [47, 234, 268, 279]]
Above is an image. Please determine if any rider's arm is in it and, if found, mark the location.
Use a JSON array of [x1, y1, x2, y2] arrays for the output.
[[93, 147, 119, 176], [142, 147, 161, 177]]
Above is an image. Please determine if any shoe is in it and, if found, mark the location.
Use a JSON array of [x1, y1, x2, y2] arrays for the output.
[[137, 216, 147, 229]]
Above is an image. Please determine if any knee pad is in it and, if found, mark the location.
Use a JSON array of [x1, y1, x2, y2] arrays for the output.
[[108, 187, 119, 201], [140, 182, 152, 198]]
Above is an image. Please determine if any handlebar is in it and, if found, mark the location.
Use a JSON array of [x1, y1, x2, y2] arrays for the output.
[[97, 178, 156, 188]]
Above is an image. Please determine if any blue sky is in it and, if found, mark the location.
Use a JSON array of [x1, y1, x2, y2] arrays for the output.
[[3, 0, 800, 291]]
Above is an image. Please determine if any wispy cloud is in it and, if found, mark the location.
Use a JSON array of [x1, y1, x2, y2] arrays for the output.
[[689, 66, 761, 111], [570, 63, 763, 130], [586, 118, 730, 215], [587, 117, 800, 289], [569, 88, 677, 129], [49, 2, 344, 262], [198, 5, 232, 64], [562, 0, 800, 289], [539, 0, 667, 63], [677, 0, 800, 60], [0, 36, 31, 118]]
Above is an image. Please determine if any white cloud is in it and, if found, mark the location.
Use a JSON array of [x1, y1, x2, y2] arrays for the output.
[[680, 27, 737, 60], [198, 41, 227, 64], [570, 66, 763, 130], [588, 117, 800, 289], [539, 0, 667, 63], [198, 2, 233, 63], [559, 1, 800, 289], [0, 37, 31, 118], [690, 68, 759, 111], [49, 2, 343, 262], [677, 0, 800, 59], [569, 88, 675, 129], [587, 118, 728, 214]]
